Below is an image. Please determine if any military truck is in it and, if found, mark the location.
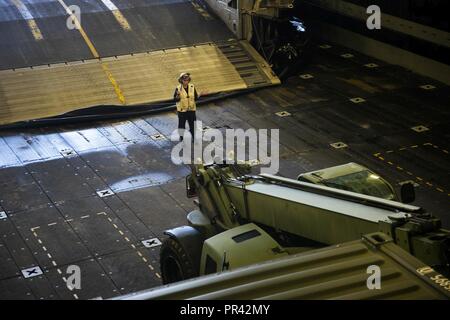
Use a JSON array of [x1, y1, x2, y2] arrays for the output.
[[120, 232, 450, 299], [297, 162, 415, 203], [157, 163, 450, 298]]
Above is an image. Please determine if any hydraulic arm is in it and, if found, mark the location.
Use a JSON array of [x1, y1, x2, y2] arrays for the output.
[[187, 163, 450, 273]]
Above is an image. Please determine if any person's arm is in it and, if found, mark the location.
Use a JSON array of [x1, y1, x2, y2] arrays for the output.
[[194, 88, 199, 100], [174, 88, 181, 102]]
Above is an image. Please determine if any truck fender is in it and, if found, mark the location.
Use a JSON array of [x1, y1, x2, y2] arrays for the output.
[[160, 226, 204, 284]]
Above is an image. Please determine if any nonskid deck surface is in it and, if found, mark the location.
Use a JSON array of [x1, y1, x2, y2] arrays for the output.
[[0, 0, 233, 69], [0, 8, 449, 300]]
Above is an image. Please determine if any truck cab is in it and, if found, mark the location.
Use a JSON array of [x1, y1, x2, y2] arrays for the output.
[[297, 162, 414, 203]]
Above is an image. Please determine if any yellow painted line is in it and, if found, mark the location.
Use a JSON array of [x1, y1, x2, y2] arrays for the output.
[[111, 10, 131, 30], [190, 1, 200, 8], [387, 161, 393, 165], [56, 0, 126, 105], [27, 20, 44, 41], [378, 156, 385, 161], [57, 0, 99, 57], [100, 0, 131, 31], [12, 0, 44, 41], [423, 143, 449, 155], [389, 160, 448, 195], [373, 153, 380, 157], [101, 64, 126, 104]]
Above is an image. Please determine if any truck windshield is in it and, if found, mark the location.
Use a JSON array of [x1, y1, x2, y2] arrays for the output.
[[322, 170, 396, 200]]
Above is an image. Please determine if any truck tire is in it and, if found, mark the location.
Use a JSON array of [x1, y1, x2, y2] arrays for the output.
[[160, 237, 199, 284]]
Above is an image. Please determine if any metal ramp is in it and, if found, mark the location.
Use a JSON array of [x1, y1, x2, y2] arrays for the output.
[[0, 0, 280, 127], [0, 40, 279, 126]]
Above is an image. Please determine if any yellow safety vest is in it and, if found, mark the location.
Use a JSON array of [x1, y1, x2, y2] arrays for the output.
[[176, 84, 196, 112]]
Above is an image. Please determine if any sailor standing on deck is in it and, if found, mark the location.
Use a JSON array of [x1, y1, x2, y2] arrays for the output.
[[174, 72, 200, 142]]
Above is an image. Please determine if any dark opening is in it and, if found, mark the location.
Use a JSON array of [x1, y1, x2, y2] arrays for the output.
[[232, 229, 261, 243]]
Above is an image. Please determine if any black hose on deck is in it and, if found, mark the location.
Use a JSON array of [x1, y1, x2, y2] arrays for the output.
[[0, 86, 267, 131]]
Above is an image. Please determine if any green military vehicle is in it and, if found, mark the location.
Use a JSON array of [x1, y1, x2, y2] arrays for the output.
[[120, 232, 450, 299], [152, 163, 449, 299]]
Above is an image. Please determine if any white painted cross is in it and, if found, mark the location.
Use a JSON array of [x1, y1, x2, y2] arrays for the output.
[[300, 74, 314, 79], [275, 111, 291, 117], [22, 266, 43, 279], [141, 238, 162, 248], [150, 133, 167, 141], [411, 125, 429, 133], [96, 189, 114, 198], [330, 142, 348, 149], [350, 97, 366, 104]]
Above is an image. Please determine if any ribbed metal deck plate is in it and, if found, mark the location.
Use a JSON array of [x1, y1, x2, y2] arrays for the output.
[[0, 40, 279, 126]]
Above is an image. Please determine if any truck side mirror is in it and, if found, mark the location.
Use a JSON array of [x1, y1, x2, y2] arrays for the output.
[[401, 182, 415, 204], [186, 175, 197, 198]]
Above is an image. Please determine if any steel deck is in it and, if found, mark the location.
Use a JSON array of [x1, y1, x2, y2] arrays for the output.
[[0, 0, 449, 300]]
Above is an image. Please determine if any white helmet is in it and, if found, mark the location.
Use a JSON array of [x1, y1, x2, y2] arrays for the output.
[[178, 72, 191, 83]]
